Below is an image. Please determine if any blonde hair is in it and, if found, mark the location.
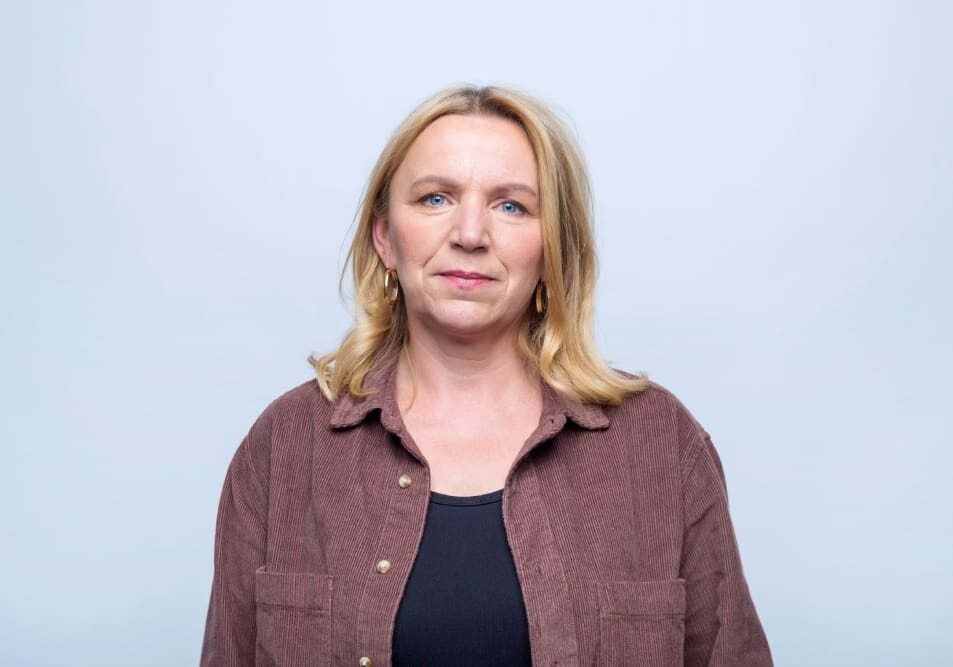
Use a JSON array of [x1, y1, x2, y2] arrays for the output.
[[308, 84, 649, 405]]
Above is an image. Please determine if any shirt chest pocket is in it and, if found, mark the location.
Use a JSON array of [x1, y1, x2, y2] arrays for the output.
[[595, 578, 686, 667], [254, 567, 334, 667]]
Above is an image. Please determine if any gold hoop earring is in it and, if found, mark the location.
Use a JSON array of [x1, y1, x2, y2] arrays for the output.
[[535, 281, 548, 315], [383, 268, 399, 305]]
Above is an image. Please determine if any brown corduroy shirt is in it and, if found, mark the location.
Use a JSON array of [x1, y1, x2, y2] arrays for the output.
[[200, 360, 772, 666]]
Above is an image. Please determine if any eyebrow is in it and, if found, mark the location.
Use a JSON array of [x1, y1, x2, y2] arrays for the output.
[[409, 175, 538, 200]]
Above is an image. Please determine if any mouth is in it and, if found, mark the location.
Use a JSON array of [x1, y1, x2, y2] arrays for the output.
[[438, 270, 495, 289]]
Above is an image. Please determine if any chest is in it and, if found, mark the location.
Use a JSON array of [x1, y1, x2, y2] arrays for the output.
[[400, 413, 542, 495], [263, 417, 686, 666]]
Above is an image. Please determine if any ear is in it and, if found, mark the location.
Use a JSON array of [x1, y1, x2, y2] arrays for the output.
[[371, 214, 392, 268]]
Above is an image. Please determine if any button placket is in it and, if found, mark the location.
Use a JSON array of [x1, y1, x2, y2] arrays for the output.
[[503, 458, 581, 665], [355, 459, 430, 664]]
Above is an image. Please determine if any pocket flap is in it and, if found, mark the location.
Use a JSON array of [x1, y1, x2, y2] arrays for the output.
[[254, 566, 333, 611], [597, 579, 686, 616]]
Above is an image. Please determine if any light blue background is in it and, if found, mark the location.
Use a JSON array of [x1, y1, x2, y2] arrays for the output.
[[2, 1, 950, 665]]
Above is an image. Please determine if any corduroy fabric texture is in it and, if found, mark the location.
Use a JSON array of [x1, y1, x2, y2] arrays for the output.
[[200, 359, 772, 666]]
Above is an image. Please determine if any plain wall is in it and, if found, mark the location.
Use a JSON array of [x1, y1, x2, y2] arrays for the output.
[[1, 1, 950, 664]]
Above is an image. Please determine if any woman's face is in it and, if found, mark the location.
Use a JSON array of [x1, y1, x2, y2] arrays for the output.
[[373, 113, 543, 343]]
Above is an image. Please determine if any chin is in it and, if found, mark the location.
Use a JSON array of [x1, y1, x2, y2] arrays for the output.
[[430, 318, 497, 339], [422, 305, 507, 339]]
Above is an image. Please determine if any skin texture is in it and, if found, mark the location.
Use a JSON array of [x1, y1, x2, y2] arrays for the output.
[[371, 113, 546, 494]]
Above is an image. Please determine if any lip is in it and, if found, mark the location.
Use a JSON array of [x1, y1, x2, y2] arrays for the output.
[[439, 270, 495, 289], [440, 271, 493, 280]]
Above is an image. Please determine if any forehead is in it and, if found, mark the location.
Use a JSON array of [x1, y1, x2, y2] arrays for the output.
[[395, 113, 538, 185]]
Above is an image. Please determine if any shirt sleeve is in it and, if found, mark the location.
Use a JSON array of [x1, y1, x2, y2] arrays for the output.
[[680, 428, 773, 666], [199, 430, 269, 666]]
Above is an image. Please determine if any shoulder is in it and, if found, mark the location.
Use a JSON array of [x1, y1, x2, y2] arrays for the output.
[[255, 376, 330, 426], [238, 377, 334, 487], [607, 368, 713, 474], [243, 377, 330, 443]]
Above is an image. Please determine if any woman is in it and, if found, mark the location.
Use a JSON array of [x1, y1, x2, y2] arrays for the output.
[[200, 85, 772, 666]]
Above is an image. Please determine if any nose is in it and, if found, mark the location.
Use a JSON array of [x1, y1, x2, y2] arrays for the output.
[[449, 196, 490, 252]]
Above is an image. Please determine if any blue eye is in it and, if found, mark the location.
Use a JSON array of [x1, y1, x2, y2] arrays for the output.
[[500, 200, 526, 215], [423, 193, 447, 206]]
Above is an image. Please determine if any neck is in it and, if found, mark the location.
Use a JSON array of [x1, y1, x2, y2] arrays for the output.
[[395, 325, 539, 415]]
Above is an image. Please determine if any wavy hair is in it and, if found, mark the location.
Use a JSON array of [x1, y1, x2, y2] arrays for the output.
[[308, 84, 649, 405]]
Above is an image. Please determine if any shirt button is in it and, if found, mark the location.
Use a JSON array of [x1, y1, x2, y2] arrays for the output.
[[375, 559, 391, 574], [398, 474, 412, 488], [358, 658, 372, 667]]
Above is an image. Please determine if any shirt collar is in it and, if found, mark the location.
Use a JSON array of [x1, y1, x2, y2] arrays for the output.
[[328, 356, 610, 431]]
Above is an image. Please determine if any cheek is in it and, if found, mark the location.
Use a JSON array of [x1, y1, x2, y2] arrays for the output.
[[388, 229, 423, 268], [501, 228, 544, 276], [389, 216, 444, 267]]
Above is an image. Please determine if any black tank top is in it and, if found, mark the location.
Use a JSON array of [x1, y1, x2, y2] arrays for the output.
[[391, 488, 532, 666]]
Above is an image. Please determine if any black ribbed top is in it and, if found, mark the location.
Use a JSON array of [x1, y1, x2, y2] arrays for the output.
[[392, 488, 532, 666]]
